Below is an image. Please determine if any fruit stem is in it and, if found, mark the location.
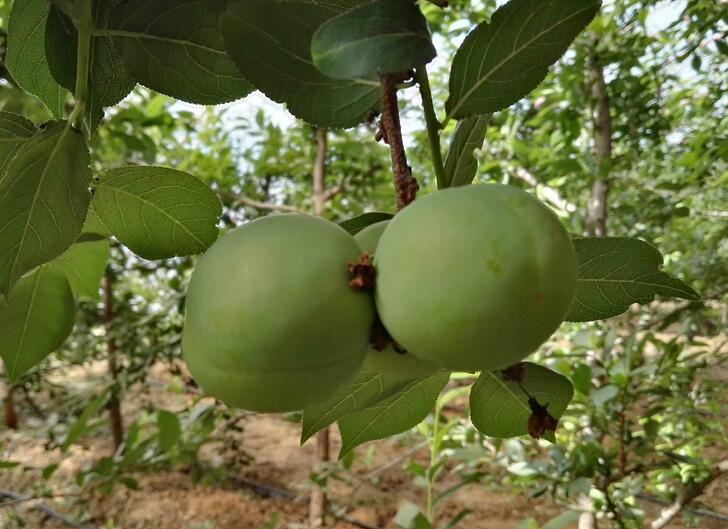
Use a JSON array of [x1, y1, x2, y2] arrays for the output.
[[416, 66, 447, 189], [379, 73, 419, 211], [71, 0, 93, 133]]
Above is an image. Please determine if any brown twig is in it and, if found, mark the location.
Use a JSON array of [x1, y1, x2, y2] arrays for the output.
[[0, 490, 87, 528], [229, 476, 383, 529], [649, 459, 728, 529], [379, 74, 418, 211], [232, 195, 305, 214]]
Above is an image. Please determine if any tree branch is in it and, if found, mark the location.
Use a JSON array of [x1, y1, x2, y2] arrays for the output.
[[379, 74, 418, 211], [229, 195, 305, 215], [0, 490, 87, 528], [585, 52, 612, 237], [649, 460, 728, 529]]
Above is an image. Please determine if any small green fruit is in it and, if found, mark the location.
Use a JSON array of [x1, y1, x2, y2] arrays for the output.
[[375, 184, 578, 372], [355, 220, 439, 379], [354, 220, 389, 256], [183, 214, 374, 412]]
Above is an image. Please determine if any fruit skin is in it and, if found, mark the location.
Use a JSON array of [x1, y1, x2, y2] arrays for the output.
[[374, 184, 578, 372], [355, 220, 439, 379], [354, 220, 389, 257], [183, 214, 374, 412]]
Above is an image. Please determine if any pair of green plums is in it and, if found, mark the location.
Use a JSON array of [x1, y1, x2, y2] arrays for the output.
[[182, 184, 578, 412]]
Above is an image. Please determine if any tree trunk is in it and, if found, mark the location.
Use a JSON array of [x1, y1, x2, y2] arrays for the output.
[[3, 383, 18, 430], [309, 128, 329, 528], [102, 273, 124, 451], [586, 55, 612, 238], [579, 51, 614, 529]]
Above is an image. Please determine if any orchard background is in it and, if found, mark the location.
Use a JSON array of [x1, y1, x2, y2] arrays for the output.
[[0, 1, 726, 529]]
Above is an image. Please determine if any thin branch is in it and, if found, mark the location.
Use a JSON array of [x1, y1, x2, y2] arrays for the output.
[[229, 476, 383, 529], [379, 74, 418, 211], [0, 490, 87, 528], [649, 459, 728, 529], [231, 195, 305, 214]]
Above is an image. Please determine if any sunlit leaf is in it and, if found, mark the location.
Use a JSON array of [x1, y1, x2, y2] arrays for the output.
[[566, 237, 700, 322], [0, 122, 91, 296], [338, 371, 450, 457], [92, 166, 222, 260], [470, 363, 573, 439], [6, 0, 68, 117], [0, 266, 75, 383], [446, 0, 600, 119]]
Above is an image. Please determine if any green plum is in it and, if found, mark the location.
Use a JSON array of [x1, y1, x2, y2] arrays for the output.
[[355, 220, 439, 379], [183, 214, 374, 412], [374, 184, 577, 372]]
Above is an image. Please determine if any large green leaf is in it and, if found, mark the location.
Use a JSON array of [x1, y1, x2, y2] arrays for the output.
[[0, 266, 75, 383], [338, 371, 450, 457], [52, 239, 110, 301], [5, 0, 68, 117], [470, 363, 573, 439], [0, 112, 36, 176], [301, 368, 411, 444], [0, 121, 91, 296], [311, 0, 436, 80], [104, 0, 252, 105], [566, 237, 700, 322], [222, 0, 381, 128], [446, 0, 600, 119], [91, 166, 222, 260], [46, 2, 137, 132], [443, 115, 490, 188], [339, 212, 393, 235]]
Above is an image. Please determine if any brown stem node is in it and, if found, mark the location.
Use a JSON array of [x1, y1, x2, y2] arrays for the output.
[[348, 254, 376, 292]]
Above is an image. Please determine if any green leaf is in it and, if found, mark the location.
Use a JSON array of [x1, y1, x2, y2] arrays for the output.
[[591, 384, 618, 407], [339, 212, 394, 235], [301, 368, 411, 444], [46, 2, 137, 133], [105, 0, 252, 105], [311, 0, 436, 80], [62, 392, 108, 451], [443, 115, 490, 188], [394, 502, 431, 529], [571, 363, 592, 396], [5, 0, 68, 117], [566, 237, 700, 322], [91, 166, 222, 260], [338, 371, 450, 457], [156, 410, 182, 452], [0, 112, 36, 176], [470, 363, 573, 439], [51, 239, 110, 301], [446, 0, 600, 119], [541, 511, 582, 529], [0, 121, 92, 296], [0, 266, 75, 383], [222, 0, 381, 128]]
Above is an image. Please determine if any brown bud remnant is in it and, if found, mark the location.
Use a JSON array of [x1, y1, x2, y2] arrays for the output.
[[348, 253, 376, 292], [527, 397, 558, 439], [501, 362, 526, 383]]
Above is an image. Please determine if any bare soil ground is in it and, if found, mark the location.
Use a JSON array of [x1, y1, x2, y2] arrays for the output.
[[1, 354, 726, 529]]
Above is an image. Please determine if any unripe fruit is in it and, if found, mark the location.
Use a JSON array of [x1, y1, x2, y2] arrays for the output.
[[375, 184, 577, 372], [355, 221, 439, 379], [183, 214, 374, 412]]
